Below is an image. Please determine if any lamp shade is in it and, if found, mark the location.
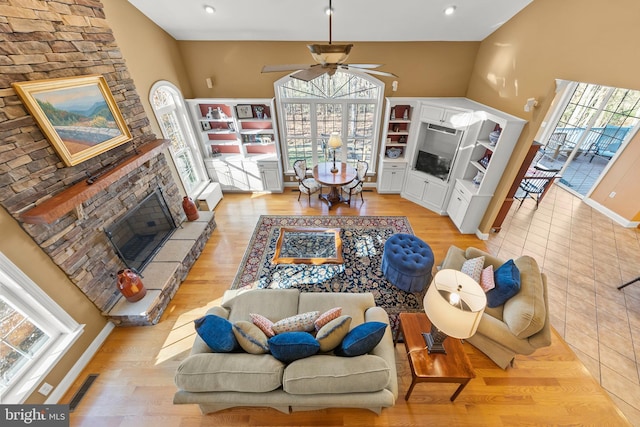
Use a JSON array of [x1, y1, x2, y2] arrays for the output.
[[328, 132, 342, 149], [424, 269, 486, 339]]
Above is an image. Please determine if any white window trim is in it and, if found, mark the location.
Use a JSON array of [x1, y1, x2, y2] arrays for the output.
[[274, 70, 384, 174], [149, 81, 210, 199], [0, 252, 84, 404]]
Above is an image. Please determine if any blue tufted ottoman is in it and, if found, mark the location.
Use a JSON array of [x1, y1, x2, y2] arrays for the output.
[[381, 234, 434, 293]]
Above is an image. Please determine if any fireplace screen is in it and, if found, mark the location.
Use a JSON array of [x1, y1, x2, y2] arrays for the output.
[[105, 189, 177, 272]]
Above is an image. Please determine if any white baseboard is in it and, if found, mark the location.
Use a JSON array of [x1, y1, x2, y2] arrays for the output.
[[46, 321, 115, 404], [583, 198, 639, 228]]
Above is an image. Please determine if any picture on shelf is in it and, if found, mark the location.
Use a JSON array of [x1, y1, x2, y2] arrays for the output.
[[252, 105, 265, 119], [236, 104, 253, 119], [201, 121, 211, 131]]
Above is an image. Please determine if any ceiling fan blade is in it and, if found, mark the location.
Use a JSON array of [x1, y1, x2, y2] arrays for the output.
[[356, 68, 399, 78], [345, 64, 383, 69], [290, 66, 329, 82], [262, 64, 312, 73]]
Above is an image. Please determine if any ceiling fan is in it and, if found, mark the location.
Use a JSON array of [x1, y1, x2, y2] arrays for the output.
[[261, 0, 398, 82]]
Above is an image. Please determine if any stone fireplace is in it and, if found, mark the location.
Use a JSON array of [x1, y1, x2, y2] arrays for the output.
[[0, 1, 215, 326]]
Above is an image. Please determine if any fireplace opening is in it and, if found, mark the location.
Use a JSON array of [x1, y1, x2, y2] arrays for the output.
[[105, 189, 177, 272]]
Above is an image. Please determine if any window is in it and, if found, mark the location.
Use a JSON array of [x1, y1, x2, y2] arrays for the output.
[[275, 70, 384, 173], [150, 82, 209, 198], [536, 81, 640, 197], [0, 252, 83, 403]]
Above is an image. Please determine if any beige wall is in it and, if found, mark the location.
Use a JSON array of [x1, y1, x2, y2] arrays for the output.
[[0, 209, 107, 404], [101, 0, 193, 137], [177, 41, 479, 99], [467, 0, 640, 230]]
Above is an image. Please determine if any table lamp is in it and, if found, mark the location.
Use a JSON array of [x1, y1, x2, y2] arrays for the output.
[[423, 269, 486, 354], [327, 132, 342, 173]]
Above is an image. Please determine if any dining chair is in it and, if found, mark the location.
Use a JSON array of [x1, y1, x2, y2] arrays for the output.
[[293, 159, 321, 202], [341, 160, 368, 205], [514, 164, 561, 208]]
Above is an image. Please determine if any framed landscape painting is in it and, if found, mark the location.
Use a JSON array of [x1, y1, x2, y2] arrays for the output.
[[12, 75, 132, 166]]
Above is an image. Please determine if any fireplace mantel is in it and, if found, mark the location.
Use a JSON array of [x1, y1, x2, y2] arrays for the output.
[[20, 139, 169, 224]]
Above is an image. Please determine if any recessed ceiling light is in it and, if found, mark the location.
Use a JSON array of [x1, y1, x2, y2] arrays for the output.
[[444, 5, 457, 15], [204, 5, 215, 14]]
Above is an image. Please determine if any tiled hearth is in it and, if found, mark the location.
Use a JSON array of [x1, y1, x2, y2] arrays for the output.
[[106, 211, 216, 326]]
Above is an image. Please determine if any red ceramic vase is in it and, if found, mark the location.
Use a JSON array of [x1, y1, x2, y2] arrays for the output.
[[182, 196, 199, 221], [116, 269, 147, 303]]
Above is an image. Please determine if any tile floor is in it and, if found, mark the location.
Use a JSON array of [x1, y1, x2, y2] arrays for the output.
[[486, 184, 640, 425]]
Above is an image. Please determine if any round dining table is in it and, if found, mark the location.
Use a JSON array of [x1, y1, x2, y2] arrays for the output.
[[312, 162, 357, 209]]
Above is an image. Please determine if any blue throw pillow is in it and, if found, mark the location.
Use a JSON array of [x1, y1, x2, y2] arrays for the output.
[[194, 314, 239, 352], [334, 321, 387, 357], [268, 332, 320, 363], [487, 259, 521, 308]]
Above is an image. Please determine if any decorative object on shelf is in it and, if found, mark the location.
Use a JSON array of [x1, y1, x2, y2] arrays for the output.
[[227, 122, 235, 132], [489, 129, 501, 145], [398, 135, 407, 143], [403, 108, 409, 120], [422, 269, 486, 354], [386, 137, 392, 144], [236, 104, 253, 119], [116, 268, 147, 303], [473, 171, 484, 186], [12, 74, 132, 167], [328, 132, 343, 173], [217, 107, 226, 119], [211, 147, 221, 157], [182, 196, 200, 221], [206, 106, 220, 120], [386, 147, 402, 159], [391, 108, 396, 120], [479, 153, 491, 168], [253, 105, 265, 119], [393, 125, 400, 132], [200, 121, 211, 131]]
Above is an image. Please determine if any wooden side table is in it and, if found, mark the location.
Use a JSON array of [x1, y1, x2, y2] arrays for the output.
[[395, 312, 475, 402]]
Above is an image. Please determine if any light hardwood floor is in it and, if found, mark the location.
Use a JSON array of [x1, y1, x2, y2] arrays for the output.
[[63, 190, 631, 426]]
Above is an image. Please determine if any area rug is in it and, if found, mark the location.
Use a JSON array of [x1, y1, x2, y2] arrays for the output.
[[230, 215, 428, 332]]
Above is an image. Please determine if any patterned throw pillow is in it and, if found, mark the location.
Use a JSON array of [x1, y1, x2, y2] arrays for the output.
[[232, 321, 269, 354], [272, 311, 320, 334], [316, 315, 352, 352], [480, 265, 496, 292], [461, 256, 485, 283], [250, 313, 275, 337], [314, 307, 342, 331]]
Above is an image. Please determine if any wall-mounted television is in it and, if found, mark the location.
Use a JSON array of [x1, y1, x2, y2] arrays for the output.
[[415, 150, 453, 181]]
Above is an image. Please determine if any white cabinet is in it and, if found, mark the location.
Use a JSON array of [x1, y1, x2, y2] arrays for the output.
[[257, 159, 283, 193], [186, 98, 283, 193], [377, 162, 406, 193], [395, 97, 526, 236], [402, 170, 448, 214], [419, 103, 470, 129]]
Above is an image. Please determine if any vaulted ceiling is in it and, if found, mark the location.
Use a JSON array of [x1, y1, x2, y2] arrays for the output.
[[127, 0, 533, 42]]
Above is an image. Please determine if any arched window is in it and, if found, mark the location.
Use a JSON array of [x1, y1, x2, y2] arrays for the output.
[[150, 82, 208, 197], [274, 70, 384, 173]]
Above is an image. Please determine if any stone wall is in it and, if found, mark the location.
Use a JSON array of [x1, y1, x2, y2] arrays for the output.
[[0, 1, 183, 313]]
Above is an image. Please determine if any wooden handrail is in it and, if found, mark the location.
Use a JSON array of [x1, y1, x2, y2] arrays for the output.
[[19, 139, 168, 224]]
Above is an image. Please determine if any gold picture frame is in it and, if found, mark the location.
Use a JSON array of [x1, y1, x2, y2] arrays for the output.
[[12, 75, 132, 166]]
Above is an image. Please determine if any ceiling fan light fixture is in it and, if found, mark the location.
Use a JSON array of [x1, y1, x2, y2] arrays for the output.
[[308, 44, 353, 65], [204, 5, 215, 14], [444, 5, 457, 16]]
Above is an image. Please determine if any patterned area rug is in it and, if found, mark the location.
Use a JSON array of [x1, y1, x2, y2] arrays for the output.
[[230, 215, 428, 332]]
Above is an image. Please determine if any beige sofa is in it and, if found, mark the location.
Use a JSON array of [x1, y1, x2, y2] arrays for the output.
[[173, 289, 398, 414], [441, 246, 552, 369]]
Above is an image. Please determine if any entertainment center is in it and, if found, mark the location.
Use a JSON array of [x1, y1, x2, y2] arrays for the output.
[[378, 98, 526, 238]]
